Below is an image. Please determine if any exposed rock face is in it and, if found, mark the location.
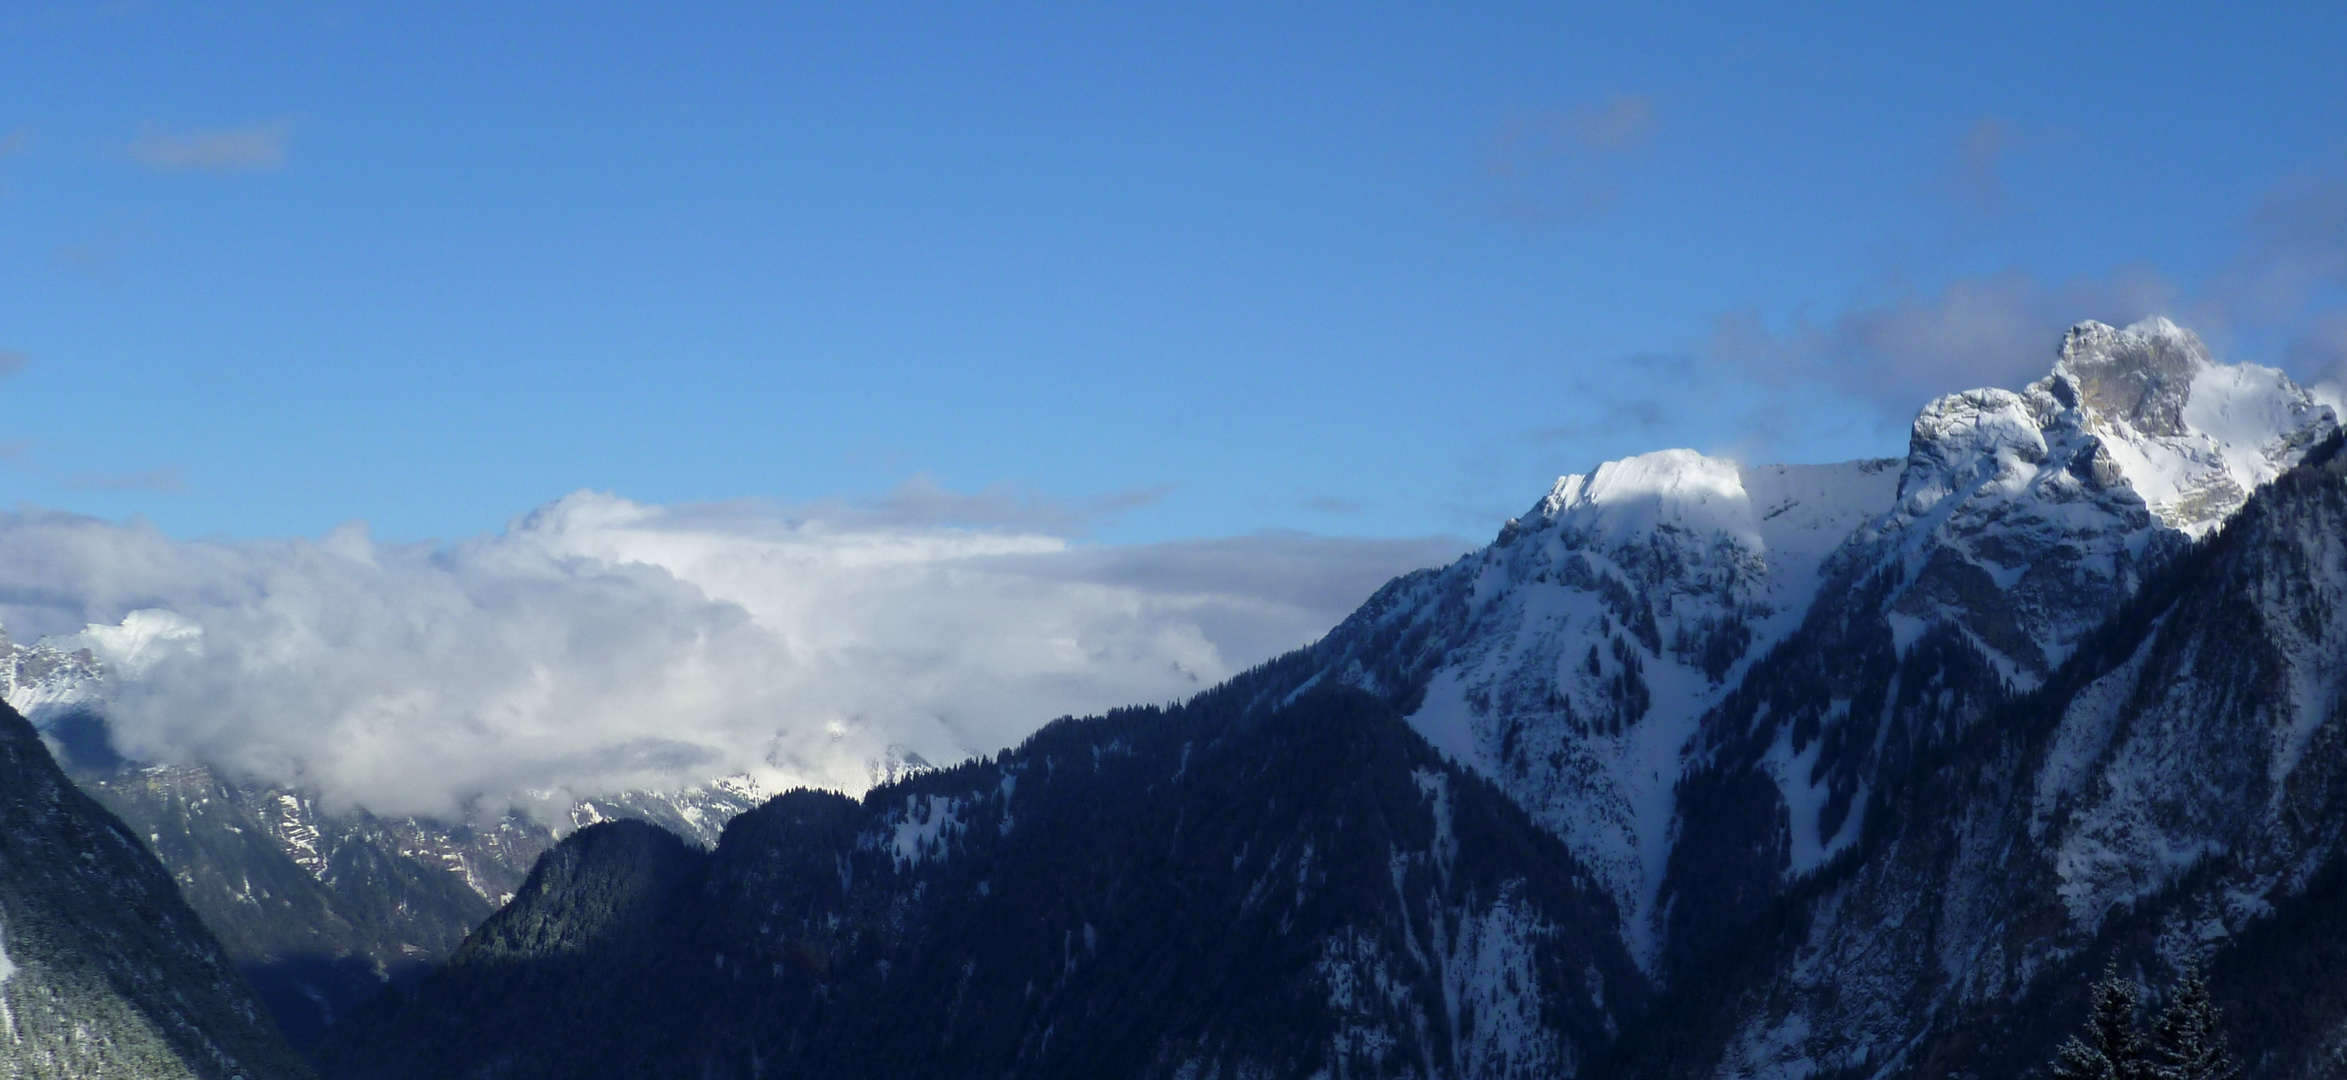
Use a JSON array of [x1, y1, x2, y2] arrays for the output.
[[0, 703, 307, 1080]]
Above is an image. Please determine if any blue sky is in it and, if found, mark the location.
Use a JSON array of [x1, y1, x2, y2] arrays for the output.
[[3, 1, 2344, 546]]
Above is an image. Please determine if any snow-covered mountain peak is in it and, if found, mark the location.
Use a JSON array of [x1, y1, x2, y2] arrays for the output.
[[2041, 318, 2337, 533], [1864, 317, 2339, 682], [1316, 452, 1899, 967], [1533, 450, 1755, 549], [0, 626, 106, 726], [1522, 450, 1902, 612]]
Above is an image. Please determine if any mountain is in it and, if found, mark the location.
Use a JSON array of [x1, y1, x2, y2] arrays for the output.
[[1290, 449, 1903, 967], [315, 401, 2347, 1080], [32, 315, 2347, 1078], [67, 763, 768, 1051], [0, 646, 771, 1052], [1631, 426, 2347, 1080], [0, 701, 309, 1079], [0, 628, 104, 728], [1281, 319, 2337, 975], [317, 687, 1646, 1080]]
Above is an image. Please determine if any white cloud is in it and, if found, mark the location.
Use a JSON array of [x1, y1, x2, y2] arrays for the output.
[[0, 493, 1461, 819]]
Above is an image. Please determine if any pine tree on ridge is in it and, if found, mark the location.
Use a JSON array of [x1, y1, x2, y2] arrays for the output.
[[2051, 966, 2153, 1080], [2149, 967, 2240, 1080]]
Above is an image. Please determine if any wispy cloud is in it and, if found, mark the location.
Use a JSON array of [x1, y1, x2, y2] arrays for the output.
[[819, 473, 1176, 535], [2, 489, 1463, 819], [1299, 495, 1363, 515], [128, 120, 288, 173], [1539, 157, 2347, 462], [63, 467, 184, 493], [1475, 92, 1659, 227], [1709, 266, 2181, 414], [49, 219, 153, 284], [1928, 117, 2029, 231], [0, 351, 26, 378]]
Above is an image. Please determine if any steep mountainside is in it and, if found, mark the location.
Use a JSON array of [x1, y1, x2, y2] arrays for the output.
[[0, 650, 768, 1052], [1291, 450, 1901, 966], [1625, 429, 2347, 1080], [1287, 319, 2335, 976], [318, 420, 2347, 1078], [1653, 318, 2337, 984], [318, 688, 1647, 1080], [0, 703, 308, 1079], [69, 761, 765, 1051]]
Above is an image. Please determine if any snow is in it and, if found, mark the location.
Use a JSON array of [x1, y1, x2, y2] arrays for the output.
[[1408, 671, 1490, 776], [0, 627, 106, 726], [1763, 726, 1863, 875], [2032, 632, 2161, 833], [1412, 769, 1457, 879], [1392, 450, 1901, 973], [885, 794, 966, 866], [2041, 320, 2337, 537], [1478, 318, 2344, 1078], [1534, 453, 1901, 609], [1538, 450, 1758, 550], [2267, 519, 2347, 788], [2184, 362, 2323, 482], [1314, 778, 1577, 1078], [0, 923, 13, 985], [1842, 319, 2338, 686], [1365, 319, 2331, 995]]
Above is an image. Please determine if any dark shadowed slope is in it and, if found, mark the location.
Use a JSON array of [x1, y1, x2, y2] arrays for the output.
[[319, 688, 1647, 1080], [59, 749, 768, 1052], [0, 703, 309, 1079]]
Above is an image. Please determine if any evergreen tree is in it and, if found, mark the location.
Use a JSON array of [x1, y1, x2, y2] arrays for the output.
[[2051, 967, 2153, 1080], [2149, 967, 2240, 1080]]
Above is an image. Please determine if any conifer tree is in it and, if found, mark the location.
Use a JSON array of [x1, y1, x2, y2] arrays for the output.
[[2149, 967, 2239, 1080], [2051, 966, 2153, 1080]]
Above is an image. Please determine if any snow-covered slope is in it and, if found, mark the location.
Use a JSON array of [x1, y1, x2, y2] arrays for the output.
[[1695, 432, 2347, 1080], [1302, 451, 1901, 966]]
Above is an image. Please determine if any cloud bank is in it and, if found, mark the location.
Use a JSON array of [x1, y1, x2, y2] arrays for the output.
[[0, 492, 1461, 819]]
